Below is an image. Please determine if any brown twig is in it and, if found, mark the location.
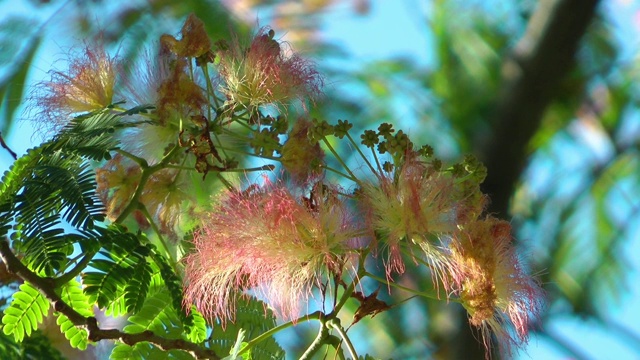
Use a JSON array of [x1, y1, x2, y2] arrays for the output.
[[0, 132, 17, 160], [0, 240, 220, 360]]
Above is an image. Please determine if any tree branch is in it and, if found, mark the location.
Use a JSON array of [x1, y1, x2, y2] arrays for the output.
[[0, 132, 17, 160], [481, 0, 601, 218], [457, 1, 601, 359], [0, 240, 220, 360]]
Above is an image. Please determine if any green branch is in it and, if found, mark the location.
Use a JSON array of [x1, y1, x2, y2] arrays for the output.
[[55, 250, 96, 286], [346, 132, 377, 176], [327, 318, 358, 360], [114, 145, 180, 223], [363, 271, 446, 301], [321, 137, 359, 183], [238, 311, 322, 356], [299, 318, 330, 360]]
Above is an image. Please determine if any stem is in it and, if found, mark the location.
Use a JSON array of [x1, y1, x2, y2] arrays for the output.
[[200, 63, 214, 123], [371, 147, 384, 175], [327, 319, 358, 360], [363, 271, 446, 301], [0, 132, 17, 160], [214, 143, 280, 162], [332, 279, 355, 316], [138, 203, 177, 270], [332, 250, 368, 315], [346, 132, 377, 175], [215, 173, 235, 191], [115, 149, 149, 168], [238, 311, 321, 356], [321, 165, 357, 182], [299, 320, 329, 360], [223, 164, 275, 173], [321, 138, 359, 183], [114, 145, 180, 223], [55, 250, 96, 286]]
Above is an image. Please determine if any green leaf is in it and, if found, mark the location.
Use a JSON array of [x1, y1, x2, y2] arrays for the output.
[[55, 314, 88, 350], [124, 260, 152, 314], [1, 282, 50, 342], [210, 296, 284, 360], [5, 147, 105, 276], [150, 251, 191, 327], [110, 342, 194, 360], [47, 109, 133, 161], [124, 288, 183, 340], [56, 280, 94, 350], [58, 279, 94, 318], [82, 253, 136, 308], [185, 307, 207, 344]]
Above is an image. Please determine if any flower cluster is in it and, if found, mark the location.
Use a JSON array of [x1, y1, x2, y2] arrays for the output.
[[359, 149, 542, 356], [215, 27, 324, 112], [183, 180, 361, 324], [34, 14, 544, 359], [449, 218, 543, 355], [33, 42, 118, 132]]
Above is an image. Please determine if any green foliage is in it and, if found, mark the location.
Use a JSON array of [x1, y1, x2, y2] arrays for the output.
[[149, 250, 192, 328], [359, 355, 385, 360], [55, 279, 93, 350], [186, 307, 207, 344], [111, 342, 194, 360], [112, 288, 197, 360], [82, 234, 150, 309], [125, 261, 153, 314], [210, 296, 284, 360], [2, 283, 50, 343], [0, 112, 112, 276], [124, 288, 183, 338], [0, 328, 66, 360], [45, 110, 133, 161]]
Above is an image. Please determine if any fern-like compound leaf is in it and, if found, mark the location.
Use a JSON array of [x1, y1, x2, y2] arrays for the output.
[[1, 282, 50, 342], [55, 279, 93, 350], [124, 260, 152, 314], [210, 296, 284, 360], [124, 288, 183, 339], [110, 342, 194, 360]]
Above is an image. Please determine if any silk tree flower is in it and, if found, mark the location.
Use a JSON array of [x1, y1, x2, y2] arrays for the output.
[[448, 218, 543, 357], [360, 155, 461, 282], [183, 180, 361, 324], [96, 155, 141, 222], [117, 48, 208, 163], [33, 42, 118, 132], [160, 13, 212, 59], [215, 27, 323, 112], [139, 169, 194, 236]]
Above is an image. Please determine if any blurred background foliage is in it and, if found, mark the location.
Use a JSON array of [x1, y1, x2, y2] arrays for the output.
[[0, 0, 639, 359]]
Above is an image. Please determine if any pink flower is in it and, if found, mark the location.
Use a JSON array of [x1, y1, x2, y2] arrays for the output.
[[449, 218, 543, 358], [216, 28, 323, 111], [361, 156, 459, 280], [183, 180, 360, 324], [32, 42, 118, 132]]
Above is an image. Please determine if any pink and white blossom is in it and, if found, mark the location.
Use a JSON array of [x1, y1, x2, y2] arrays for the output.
[[183, 180, 361, 324]]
